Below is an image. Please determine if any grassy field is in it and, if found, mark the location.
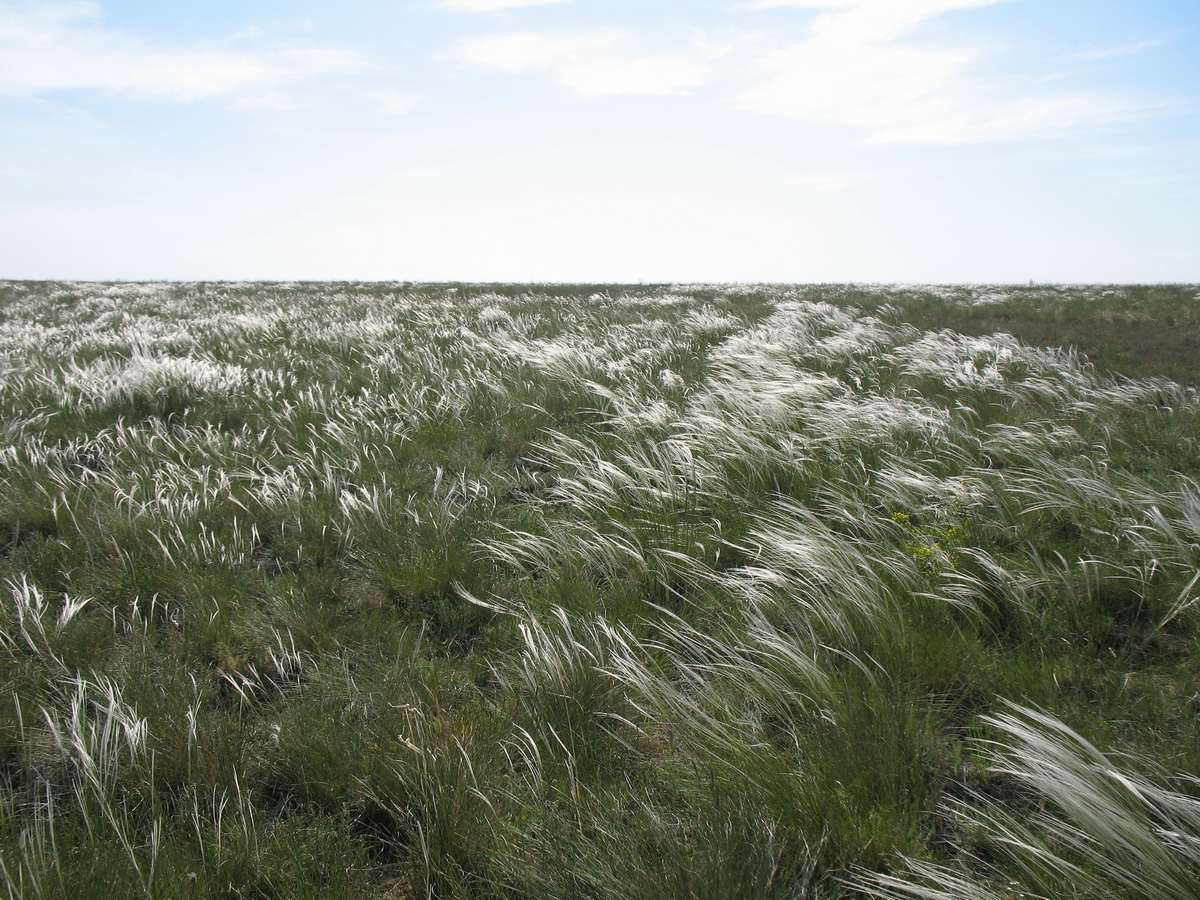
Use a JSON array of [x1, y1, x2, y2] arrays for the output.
[[1, 280, 1198, 899]]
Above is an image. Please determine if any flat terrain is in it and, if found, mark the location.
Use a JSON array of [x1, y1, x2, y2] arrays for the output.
[[1, 281, 1198, 898]]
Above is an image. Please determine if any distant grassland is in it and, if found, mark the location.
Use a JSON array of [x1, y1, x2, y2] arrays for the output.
[[0, 281, 1198, 899], [833, 283, 1200, 386]]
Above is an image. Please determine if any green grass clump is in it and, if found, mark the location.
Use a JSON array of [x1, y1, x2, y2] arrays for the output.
[[0, 280, 1198, 897]]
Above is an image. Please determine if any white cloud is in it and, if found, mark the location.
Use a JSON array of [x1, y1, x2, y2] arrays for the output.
[[438, 0, 570, 11], [736, 0, 1143, 143], [0, 2, 363, 102], [452, 31, 720, 97], [448, 2, 1147, 141]]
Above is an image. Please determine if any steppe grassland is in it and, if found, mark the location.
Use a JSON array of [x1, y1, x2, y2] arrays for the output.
[[0, 280, 1198, 899]]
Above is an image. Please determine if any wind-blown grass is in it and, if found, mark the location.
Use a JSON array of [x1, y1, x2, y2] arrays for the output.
[[851, 704, 1200, 900], [0, 280, 1197, 897]]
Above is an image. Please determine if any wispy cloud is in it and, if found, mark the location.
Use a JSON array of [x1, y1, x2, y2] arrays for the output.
[[735, 0, 1002, 29], [1075, 37, 1168, 62], [0, 1, 363, 103], [451, 31, 721, 97], [438, 0, 571, 11], [735, 0, 1147, 143]]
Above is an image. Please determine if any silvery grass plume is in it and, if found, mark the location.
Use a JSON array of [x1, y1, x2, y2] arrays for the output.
[[1130, 478, 1200, 637], [60, 354, 248, 414], [0, 577, 92, 672], [480, 431, 725, 588], [885, 330, 1092, 409], [995, 449, 1143, 538], [851, 705, 1200, 900], [602, 600, 833, 780], [1142, 478, 1200, 570], [725, 497, 921, 645], [1, 675, 163, 898], [499, 608, 637, 809]]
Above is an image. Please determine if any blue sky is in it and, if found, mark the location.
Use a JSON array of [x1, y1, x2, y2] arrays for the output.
[[1, 0, 1197, 282]]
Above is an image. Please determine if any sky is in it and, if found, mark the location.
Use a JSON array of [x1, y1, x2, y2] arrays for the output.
[[1, 0, 1197, 283]]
